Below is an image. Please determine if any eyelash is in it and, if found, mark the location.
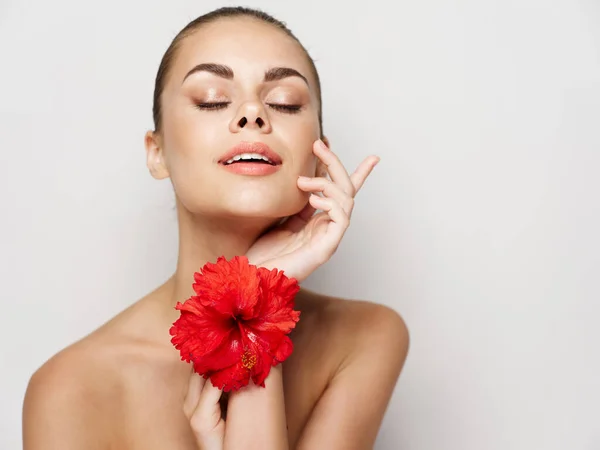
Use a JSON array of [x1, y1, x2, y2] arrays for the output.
[[195, 102, 302, 114]]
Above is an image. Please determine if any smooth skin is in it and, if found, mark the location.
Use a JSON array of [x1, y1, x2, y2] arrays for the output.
[[23, 16, 409, 450]]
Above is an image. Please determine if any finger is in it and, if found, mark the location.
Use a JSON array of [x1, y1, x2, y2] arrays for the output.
[[350, 155, 380, 193], [197, 378, 224, 413], [308, 195, 349, 255], [313, 140, 355, 196], [298, 176, 354, 217], [189, 378, 225, 449], [309, 195, 349, 228], [184, 370, 205, 419]]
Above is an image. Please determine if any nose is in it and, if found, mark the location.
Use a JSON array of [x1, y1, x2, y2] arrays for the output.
[[229, 101, 272, 134]]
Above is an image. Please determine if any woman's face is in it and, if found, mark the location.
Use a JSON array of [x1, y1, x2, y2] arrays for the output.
[[146, 18, 323, 219]]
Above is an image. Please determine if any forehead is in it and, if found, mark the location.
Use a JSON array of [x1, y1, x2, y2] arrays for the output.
[[169, 17, 315, 86]]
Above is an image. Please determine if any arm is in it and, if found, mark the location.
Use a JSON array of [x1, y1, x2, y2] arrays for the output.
[[223, 365, 288, 450], [184, 358, 288, 450]]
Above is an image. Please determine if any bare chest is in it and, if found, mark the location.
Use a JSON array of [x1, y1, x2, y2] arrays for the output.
[[115, 322, 336, 449]]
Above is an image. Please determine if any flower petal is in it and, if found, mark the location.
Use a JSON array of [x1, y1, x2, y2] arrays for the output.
[[272, 335, 294, 363], [207, 361, 251, 392], [245, 308, 300, 334], [251, 267, 300, 333], [170, 297, 234, 359], [192, 256, 261, 318], [191, 327, 243, 374]]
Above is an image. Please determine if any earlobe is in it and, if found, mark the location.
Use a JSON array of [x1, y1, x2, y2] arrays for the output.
[[144, 130, 170, 180]]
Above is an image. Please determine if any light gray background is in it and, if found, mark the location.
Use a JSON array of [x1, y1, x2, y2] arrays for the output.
[[1, 1, 599, 449]]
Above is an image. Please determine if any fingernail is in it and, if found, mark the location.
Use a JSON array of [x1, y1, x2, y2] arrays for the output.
[[298, 175, 310, 181], [317, 139, 328, 151]]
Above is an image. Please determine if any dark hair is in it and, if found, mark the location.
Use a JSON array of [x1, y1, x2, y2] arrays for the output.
[[152, 6, 323, 136]]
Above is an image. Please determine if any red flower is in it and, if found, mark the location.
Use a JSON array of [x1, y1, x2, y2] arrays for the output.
[[169, 256, 301, 392]]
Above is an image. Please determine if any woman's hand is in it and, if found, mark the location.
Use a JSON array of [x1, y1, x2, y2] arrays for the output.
[[183, 369, 225, 450], [246, 139, 379, 282]]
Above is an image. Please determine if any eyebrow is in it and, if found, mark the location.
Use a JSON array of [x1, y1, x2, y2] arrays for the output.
[[182, 63, 308, 86]]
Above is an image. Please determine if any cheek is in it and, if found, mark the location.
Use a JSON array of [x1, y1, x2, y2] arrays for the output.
[[158, 109, 224, 211], [161, 105, 226, 175], [274, 113, 320, 175], [299, 155, 318, 178], [296, 138, 319, 178], [163, 105, 211, 154]]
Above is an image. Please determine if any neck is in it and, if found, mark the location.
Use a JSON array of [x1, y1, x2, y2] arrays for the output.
[[167, 201, 280, 311]]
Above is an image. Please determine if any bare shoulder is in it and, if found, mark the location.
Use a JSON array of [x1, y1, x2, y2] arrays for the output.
[[23, 332, 124, 449], [300, 288, 410, 371], [22, 295, 165, 449]]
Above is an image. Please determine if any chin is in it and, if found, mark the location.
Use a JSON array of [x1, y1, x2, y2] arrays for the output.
[[175, 176, 309, 219], [220, 188, 307, 219]]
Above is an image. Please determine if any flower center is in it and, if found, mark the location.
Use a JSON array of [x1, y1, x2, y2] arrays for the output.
[[241, 349, 257, 370]]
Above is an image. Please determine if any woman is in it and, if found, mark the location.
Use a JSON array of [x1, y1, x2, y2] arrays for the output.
[[23, 6, 409, 450]]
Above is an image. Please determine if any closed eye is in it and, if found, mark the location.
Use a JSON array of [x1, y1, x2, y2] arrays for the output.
[[195, 102, 230, 110], [268, 104, 302, 114]]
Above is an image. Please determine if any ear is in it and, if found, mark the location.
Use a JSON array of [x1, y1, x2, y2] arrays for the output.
[[315, 136, 330, 178], [145, 130, 170, 180]]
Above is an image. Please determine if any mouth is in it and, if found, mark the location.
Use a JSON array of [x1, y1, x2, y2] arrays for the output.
[[218, 142, 283, 167]]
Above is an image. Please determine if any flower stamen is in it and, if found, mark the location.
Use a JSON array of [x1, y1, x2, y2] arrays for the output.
[[241, 349, 257, 370]]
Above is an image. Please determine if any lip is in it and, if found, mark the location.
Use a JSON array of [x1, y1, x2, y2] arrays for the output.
[[218, 141, 283, 166], [221, 161, 281, 176]]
